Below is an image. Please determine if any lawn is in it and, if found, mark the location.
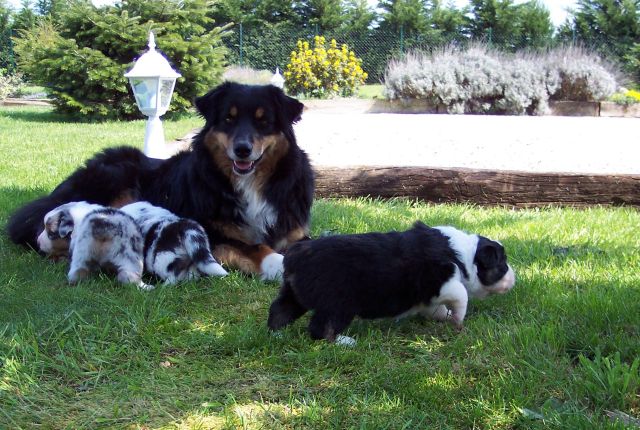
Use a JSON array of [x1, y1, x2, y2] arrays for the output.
[[1, 106, 639, 429]]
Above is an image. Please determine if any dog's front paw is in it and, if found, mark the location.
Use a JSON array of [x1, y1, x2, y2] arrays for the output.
[[260, 253, 284, 282]]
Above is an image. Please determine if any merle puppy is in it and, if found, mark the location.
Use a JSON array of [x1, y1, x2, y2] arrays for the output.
[[62, 204, 152, 290], [121, 201, 227, 284], [267, 222, 515, 345]]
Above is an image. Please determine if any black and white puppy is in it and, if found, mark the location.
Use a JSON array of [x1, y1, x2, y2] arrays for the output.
[[267, 222, 515, 345], [121, 202, 228, 284], [37, 201, 104, 260], [65, 204, 151, 290]]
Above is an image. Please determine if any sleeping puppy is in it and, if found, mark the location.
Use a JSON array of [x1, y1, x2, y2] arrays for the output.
[[37, 201, 105, 260], [66, 205, 152, 290], [121, 201, 228, 284], [267, 222, 515, 345]]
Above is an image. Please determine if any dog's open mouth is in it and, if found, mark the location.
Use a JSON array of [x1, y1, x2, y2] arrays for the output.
[[232, 155, 262, 175], [233, 160, 255, 175]]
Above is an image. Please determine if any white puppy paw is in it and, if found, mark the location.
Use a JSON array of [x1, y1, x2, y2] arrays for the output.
[[260, 253, 284, 282], [335, 335, 357, 347]]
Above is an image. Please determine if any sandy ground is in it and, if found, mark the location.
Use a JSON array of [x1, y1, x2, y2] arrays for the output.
[[293, 110, 639, 175]]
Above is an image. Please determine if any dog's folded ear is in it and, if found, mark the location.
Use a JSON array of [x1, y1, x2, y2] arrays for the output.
[[474, 238, 503, 269], [57, 211, 74, 238], [269, 85, 304, 125], [194, 82, 233, 121]]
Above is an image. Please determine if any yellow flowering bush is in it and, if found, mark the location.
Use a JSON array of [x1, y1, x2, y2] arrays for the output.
[[284, 36, 367, 98], [611, 88, 640, 105]]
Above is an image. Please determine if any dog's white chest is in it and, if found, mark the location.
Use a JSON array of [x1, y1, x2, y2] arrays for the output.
[[234, 176, 277, 242]]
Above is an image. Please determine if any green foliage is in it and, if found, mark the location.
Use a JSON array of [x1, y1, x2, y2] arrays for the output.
[[284, 35, 367, 98], [13, 0, 228, 120], [0, 0, 13, 72], [378, 0, 430, 34], [296, 0, 345, 32], [469, 0, 554, 50], [560, 0, 640, 82]]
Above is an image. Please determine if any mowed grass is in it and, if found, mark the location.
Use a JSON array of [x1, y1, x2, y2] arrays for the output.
[[1, 106, 639, 429]]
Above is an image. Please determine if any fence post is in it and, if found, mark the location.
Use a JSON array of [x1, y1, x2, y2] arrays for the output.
[[400, 24, 404, 54], [239, 22, 244, 66]]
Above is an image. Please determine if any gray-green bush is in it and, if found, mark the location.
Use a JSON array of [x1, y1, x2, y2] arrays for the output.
[[384, 45, 618, 115], [0, 69, 23, 100]]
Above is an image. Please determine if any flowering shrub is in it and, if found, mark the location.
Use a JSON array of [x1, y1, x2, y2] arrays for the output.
[[546, 46, 617, 102], [610, 89, 640, 106], [284, 36, 367, 98], [385, 44, 618, 115], [0, 70, 23, 101]]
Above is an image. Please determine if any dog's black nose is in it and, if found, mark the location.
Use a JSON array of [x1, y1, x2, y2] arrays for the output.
[[233, 142, 252, 159]]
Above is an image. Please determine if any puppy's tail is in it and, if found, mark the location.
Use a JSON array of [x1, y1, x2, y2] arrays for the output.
[[183, 224, 227, 277]]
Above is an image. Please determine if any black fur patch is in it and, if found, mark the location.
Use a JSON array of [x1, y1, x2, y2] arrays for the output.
[[474, 236, 509, 285]]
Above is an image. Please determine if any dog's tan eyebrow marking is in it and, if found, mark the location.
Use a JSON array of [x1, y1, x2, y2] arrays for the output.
[[255, 107, 264, 119], [229, 106, 238, 117]]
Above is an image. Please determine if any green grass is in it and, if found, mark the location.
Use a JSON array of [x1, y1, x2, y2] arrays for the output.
[[1, 106, 639, 429], [357, 84, 384, 99]]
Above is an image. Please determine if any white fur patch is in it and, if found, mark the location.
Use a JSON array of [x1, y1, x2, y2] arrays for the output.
[[335, 335, 357, 347], [431, 278, 468, 328], [260, 252, 284, 281], [233, 175, 277, 243]]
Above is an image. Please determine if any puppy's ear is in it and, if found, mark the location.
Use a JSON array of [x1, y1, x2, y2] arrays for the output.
[[194, 82, 233, 121], [57, 211, 74, 238], [474, 237, 504, 269], [269, 85, 304, 125]]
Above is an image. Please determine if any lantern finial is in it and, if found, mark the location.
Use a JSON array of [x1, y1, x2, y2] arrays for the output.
[[148, 32, 156, 51]]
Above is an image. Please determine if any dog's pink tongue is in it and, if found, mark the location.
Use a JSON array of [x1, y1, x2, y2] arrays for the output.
[[234, 161, 253, 171]]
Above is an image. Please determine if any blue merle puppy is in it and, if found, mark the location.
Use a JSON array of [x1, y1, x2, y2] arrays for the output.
[[121, 202, 228, 284], [65, 204, 152, 290]]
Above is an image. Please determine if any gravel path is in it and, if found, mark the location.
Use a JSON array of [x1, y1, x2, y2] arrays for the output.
[[294, 110, 639, 175]]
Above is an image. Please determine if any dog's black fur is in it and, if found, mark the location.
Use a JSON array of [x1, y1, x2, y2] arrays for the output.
[[7, 83, 314, 274]]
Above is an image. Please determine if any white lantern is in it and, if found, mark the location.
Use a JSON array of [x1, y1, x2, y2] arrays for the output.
[[125, 32, 181, 159], [271, 67, 285, 89]]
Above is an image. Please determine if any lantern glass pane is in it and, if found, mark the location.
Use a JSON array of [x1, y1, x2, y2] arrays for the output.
[[159, 79, 175, 109], [131, 77, 158, 110]]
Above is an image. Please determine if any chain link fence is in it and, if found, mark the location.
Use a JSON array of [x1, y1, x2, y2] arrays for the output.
[[0, 21, 617, 83], [223, 24, 618, 84]]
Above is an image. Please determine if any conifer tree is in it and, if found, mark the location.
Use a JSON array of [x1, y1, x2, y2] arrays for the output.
[[13, 0, 228, 120]]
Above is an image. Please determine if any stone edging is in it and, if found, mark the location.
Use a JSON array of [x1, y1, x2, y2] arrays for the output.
[[303, 98, 640, 117]]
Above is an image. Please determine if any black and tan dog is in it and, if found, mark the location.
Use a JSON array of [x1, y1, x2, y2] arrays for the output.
[[7, 83, 314, 280]]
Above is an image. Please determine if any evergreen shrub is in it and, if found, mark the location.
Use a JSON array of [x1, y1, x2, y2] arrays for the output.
[[13, 0, 228, 120]]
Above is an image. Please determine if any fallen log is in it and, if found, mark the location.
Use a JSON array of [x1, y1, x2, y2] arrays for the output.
[[314, 166, 640, 207]]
